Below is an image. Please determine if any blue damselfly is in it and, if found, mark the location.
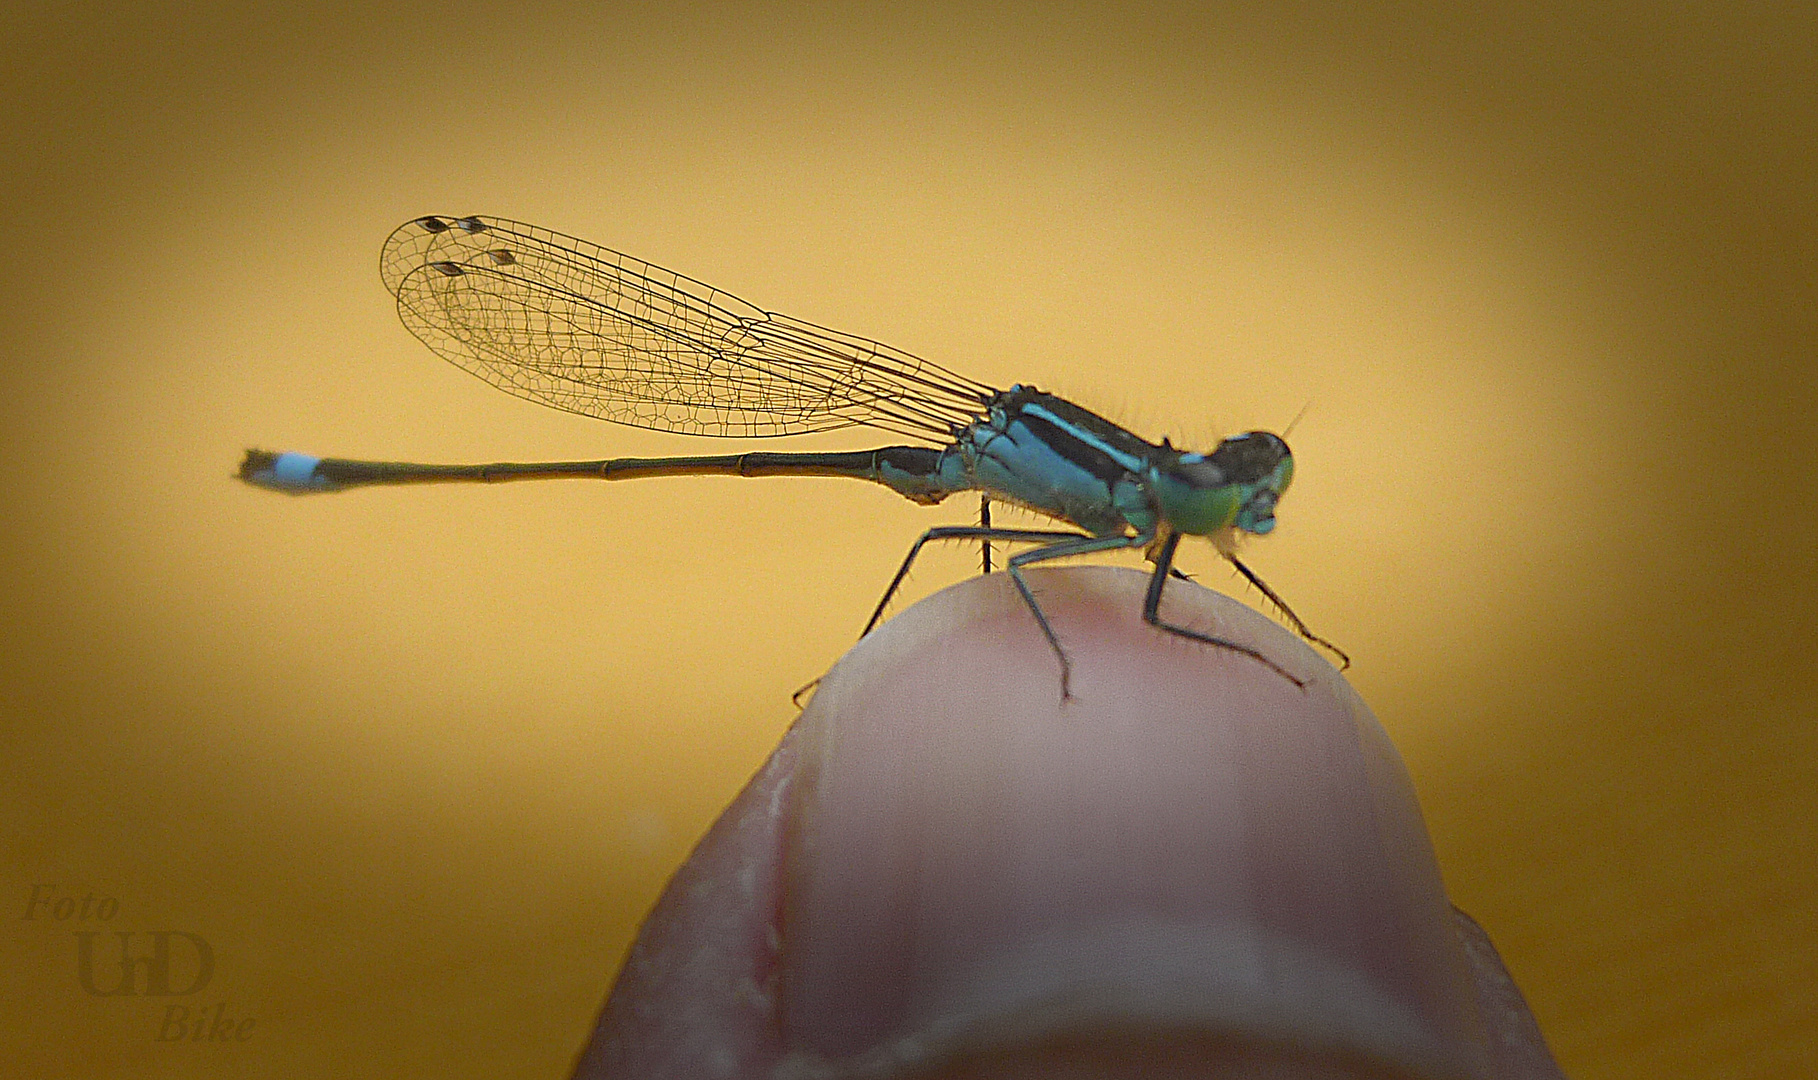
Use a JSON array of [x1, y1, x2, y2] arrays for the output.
[[242, 215, 1346, 696]]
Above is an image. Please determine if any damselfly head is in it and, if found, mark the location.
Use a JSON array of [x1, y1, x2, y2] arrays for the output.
[[1149, 431, 1294, 538]]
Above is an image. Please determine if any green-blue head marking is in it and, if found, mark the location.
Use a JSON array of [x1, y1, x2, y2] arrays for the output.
[[1149, 431, 1294, 538]]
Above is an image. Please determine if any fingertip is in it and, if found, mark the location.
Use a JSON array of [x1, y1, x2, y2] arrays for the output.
[[780, 568, 1490, 1078], [578, 569, 1538, 1080]]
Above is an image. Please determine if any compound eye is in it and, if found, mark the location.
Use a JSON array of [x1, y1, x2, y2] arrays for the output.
[[1210, 432, 1290, 485]]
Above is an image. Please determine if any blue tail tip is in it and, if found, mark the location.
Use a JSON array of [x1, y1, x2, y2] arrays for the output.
[[239, 450, 334, 493]]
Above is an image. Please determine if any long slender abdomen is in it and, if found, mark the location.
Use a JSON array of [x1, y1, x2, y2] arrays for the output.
[[238, 445, 967, 505]]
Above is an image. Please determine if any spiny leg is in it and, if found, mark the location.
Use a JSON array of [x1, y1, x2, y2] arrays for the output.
[[1221, 553, 1350, 669], [980, 496, 993, 574], [864, 525, 1090, 638], [803, 520, 1082, 712], [1143, 532, 1307, 689], [1004, 532, 1151, 699], [807, 521, 1080, 712]]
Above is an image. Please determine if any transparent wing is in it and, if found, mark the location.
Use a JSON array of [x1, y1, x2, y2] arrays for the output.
[[378, 216, 997, 440]]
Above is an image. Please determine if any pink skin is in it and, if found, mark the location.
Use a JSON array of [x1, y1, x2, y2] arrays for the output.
[[573, 567, 1563, 1080]]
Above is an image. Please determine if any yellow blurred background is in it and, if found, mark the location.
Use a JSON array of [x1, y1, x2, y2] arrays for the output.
[[1, 3, 1811, 1076]]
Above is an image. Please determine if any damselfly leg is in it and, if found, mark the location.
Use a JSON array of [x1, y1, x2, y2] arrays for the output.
[[1141, 532, 1307, 690], [864, 525, 1315, 698], [1220, 553, 1350, 669], [864, 525, 1092, 638], [979, 495, 994, 574]]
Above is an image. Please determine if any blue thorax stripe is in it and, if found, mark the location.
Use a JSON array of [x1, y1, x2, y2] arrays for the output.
[[1013, 400, 1151, 478]]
